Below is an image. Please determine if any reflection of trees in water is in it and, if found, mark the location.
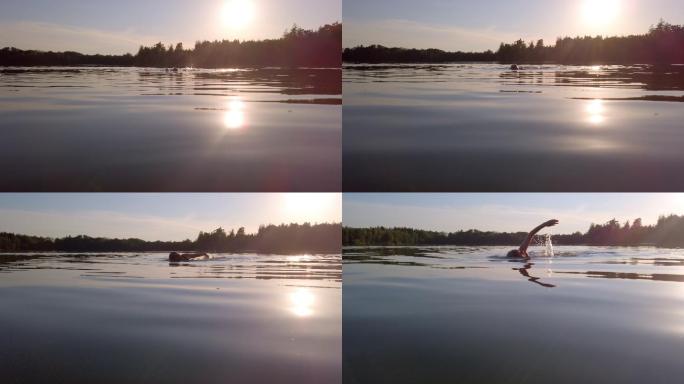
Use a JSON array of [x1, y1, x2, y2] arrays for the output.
[[344, 247, 684, 289], [0, 252, 342, 282], [557, 270, 684, 283], [136, 68, 341, 96], [169, 256, 341, 282], [499, 65, 684, 91], [342, 246, 444, 267], [511, 258, 684, 287], [0, 253, 136, 274], [342, 248, 487, 272]]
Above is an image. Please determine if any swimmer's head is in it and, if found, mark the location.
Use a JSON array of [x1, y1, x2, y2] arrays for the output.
[[507, 249, 523, 258]]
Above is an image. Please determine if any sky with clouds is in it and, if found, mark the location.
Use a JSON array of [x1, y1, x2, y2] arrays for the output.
[[0, 0, 340, 54], [344, 0, 684, 51], [0, 194, 341, 241], [343, 194, 684, 234]]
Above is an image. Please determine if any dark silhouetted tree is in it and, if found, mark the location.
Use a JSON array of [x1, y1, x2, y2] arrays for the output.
[[343, 21, 684, 65], [0, 23, 341, 68], [343, 214, 684, 248], [0, 223, 341, 254]]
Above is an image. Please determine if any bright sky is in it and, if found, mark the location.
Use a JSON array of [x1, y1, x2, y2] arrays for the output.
[[0, 0, 340, 54], [344, 194, 684, 234], [0, 194, 341, 241], [344, 0, 684, 51]]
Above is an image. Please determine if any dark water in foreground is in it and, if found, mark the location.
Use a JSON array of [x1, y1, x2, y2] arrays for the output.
[[344, 246, 684, 384], [344, 64, 684, 191], [0, 253, 341, 384], [0, 67, 341, 191]]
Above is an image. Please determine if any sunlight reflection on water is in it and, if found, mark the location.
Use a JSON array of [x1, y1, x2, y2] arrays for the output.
[[0, 67, 342, 191], [586, 99, 606, 125], [289, 288, 315, 317], [0, 252, 341, 383], [343, 64, 684, 191], [223, 98, 246, 129]]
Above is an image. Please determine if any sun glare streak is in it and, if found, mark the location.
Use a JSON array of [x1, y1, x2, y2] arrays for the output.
[[223, 98, 246, 129], [221, 0, 256, 30], [289, 288, 315, 317]]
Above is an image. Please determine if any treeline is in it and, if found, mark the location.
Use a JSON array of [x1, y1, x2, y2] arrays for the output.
[[343, 21, 684, 65], [0, 223, 341, 254], [0, 23, 341, 68], [343, 227, 530, 247], [342, 45, 495, 63], [497, 21, 684, 64], [344, 215, 684, 248], [195, 223, 341, 253], [0, 48, 135, 66]]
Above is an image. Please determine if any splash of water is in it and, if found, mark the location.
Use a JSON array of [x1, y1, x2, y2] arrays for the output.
[[544, 234, 554, 257]]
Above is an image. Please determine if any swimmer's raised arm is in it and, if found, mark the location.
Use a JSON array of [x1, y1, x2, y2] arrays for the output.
[[511, 219, 558, 258], [519, 219, 558, 254]]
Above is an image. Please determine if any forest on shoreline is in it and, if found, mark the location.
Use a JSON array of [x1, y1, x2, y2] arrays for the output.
[[343, 21, 684, 64], [0, 23, 341, 68], [344, 214, 684, 248], [0, 223, 341, 254]]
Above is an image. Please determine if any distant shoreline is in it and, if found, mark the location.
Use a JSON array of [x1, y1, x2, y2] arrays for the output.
[[344, 214, 684, 248], [0, 223, 342, 254], [0, 23, 342, 68], [343, 21, 684, 65]]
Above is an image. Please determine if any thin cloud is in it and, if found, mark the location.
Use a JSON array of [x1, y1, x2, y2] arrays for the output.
[[0, 208, 219, 241], [344, 19, 524, 51], [0, 21, 161, 54], [0, 193, 342, 242]]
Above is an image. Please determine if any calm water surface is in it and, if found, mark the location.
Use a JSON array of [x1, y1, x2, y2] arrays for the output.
[[0, 252, 341, 383], [344, 64, 684, 191], [0, 67, 341, 191], [344, 246, 684, 384]]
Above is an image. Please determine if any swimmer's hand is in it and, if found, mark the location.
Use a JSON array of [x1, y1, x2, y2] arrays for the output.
[[544, 219, 559, 227]]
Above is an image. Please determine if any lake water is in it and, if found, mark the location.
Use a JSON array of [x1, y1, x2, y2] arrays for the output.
[[0, 252, 341, 383], [343, 64, 684, 191], [0, 67, 341, 191], [344, 246, 684, 384]]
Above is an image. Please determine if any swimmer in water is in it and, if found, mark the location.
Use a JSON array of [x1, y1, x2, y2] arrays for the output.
[[507, 219, 559, 258]]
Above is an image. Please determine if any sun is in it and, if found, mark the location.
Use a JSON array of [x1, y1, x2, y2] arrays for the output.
[[221, 0, 256, 30], [581, 0, 620, 28], [663, 194, 684, 215], [282, 194, 341, 223]]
